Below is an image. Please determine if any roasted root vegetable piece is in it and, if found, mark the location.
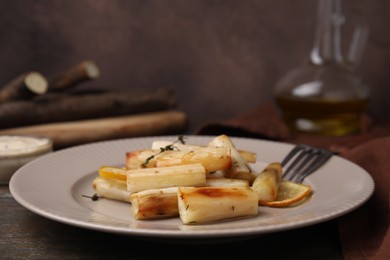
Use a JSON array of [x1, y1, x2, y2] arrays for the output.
[[152, 140, 257, 163], [92, 176, 131, 203], [209, 134, 256, 184], [206, 178, 249, 187], [237, 149, 257, 164], [98, 166, 127, 181], [151, 140, 201, 151], [126, 141, 255, 171], [130, 187, 179, 220], [155, 146, 232, 173], [126, 163, 207, 192], [126, 149, 157, 169], [177, 186, 258, 224], [251, 162, 283, 203]]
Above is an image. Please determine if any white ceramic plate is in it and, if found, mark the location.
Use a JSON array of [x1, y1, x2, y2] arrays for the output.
[[10, 135, 374, 242]]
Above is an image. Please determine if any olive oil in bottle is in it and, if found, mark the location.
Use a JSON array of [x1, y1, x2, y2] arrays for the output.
[[273, 0, 369, 136], [275, 95, 368, 136]]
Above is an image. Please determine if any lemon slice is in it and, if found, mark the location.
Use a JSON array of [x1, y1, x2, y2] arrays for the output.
[[98, 166, 127, 181], [259, 181, 312, 207]]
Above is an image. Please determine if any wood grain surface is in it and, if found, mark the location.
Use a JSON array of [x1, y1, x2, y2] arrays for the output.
[[0, 110, 187, 150]]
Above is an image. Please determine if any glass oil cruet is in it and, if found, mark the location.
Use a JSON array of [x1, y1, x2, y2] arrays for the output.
[[273, 0, 370, 136]]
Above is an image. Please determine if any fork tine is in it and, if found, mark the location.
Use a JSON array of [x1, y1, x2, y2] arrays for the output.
[[294, 150, 333, 183], [281, 144, 333, 183], [287, 152, 319, 182], [282, 147, 309, 180], [283, 146, 315, 182], [281, 145, 305, 166]]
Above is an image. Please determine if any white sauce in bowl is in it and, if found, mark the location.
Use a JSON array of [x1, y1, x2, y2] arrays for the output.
[[0, 135, 52, 183]]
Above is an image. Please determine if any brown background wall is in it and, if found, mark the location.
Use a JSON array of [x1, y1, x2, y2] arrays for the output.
[[0, 0, 389, 131]]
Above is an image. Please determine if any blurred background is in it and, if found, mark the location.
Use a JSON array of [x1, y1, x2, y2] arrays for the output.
[[0, 0, 389, 132]]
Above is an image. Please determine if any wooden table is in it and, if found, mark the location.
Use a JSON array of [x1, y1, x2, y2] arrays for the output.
[[1, 184, 344, 259]]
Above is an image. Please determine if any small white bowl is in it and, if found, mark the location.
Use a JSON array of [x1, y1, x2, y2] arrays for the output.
[[0, 135, 52, 184]]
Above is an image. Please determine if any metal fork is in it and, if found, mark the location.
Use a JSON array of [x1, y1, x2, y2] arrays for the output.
[[281, 144, 333, 183]]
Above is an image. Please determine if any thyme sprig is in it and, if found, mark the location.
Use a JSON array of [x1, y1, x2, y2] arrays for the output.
[[82, 193, 100, 201], [141, 135, 186, 168]]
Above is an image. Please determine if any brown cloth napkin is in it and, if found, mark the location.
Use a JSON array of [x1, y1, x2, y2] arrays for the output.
[[195, 102, 390, 260]]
